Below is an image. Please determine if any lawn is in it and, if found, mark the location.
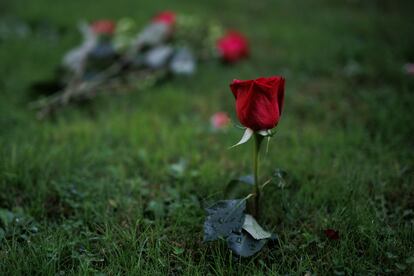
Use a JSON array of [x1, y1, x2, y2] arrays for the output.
[[1, 0, 414, 274]]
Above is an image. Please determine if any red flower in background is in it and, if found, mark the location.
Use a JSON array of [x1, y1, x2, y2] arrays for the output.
[[324, 229, 340, 240], [230, 76, 285, 131], [90, 20, 116, 35], [211, 112, 231, 130], [152, 11, 176, 26], [217, 31, 249, 63]]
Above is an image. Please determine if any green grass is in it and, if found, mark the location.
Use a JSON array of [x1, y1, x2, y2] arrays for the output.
[[1, 0, 414, 274]]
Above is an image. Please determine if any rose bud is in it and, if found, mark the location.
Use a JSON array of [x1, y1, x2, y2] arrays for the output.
[[152, 11, 176, 27], [90, 20, 116, 35], [210, 112, 231, 130], [230, 76, 285, 131], [217, 31, 249, 63]]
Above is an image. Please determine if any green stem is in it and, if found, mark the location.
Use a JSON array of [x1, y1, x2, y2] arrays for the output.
[[253, 133, 264, 219]]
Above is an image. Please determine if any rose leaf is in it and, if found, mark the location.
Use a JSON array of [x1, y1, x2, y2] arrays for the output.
[[226, 230, 267, 257], [203, 199, 246, 242]]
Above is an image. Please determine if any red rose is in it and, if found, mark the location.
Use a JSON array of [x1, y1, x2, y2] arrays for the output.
[[230, 76, 285, 131], [217, 31, 249, 63], [152, 11, 176, 26], [90, 20, 116, 35]]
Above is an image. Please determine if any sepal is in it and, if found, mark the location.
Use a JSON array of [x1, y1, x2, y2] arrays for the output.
[[229, 128, 253, 148]]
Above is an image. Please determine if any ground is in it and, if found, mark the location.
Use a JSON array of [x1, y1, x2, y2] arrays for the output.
[[1, 0, 414, 274]]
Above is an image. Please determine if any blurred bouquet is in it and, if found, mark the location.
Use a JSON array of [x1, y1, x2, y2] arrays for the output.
[[31, 11, 250, 118]]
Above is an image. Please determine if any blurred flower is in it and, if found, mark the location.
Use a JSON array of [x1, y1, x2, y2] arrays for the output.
[[230, 76, 285, 131], [90, 20, 116, 35], [63, 23, 98, 75], [210, 112, 231, 130], [152, 11, 176, 27], [403, 63, 414, 75], [170, 47, 196, 75], [217, 31, 249, 63], [113, 18, 137, 51], [144, 45, 174, 69], [324, 228, 340, 240], [128, 24, 170, 57]]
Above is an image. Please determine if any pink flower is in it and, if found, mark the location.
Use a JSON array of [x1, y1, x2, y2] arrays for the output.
[[404, 63, 414, 75], [217, 31, 249, 63], [210, 112, 231, 130], [152, 11, 176, 27], [90, 20, 116, 35]]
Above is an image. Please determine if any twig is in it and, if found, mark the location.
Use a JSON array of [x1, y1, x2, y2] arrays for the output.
[[30, 65, 164, 119]]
